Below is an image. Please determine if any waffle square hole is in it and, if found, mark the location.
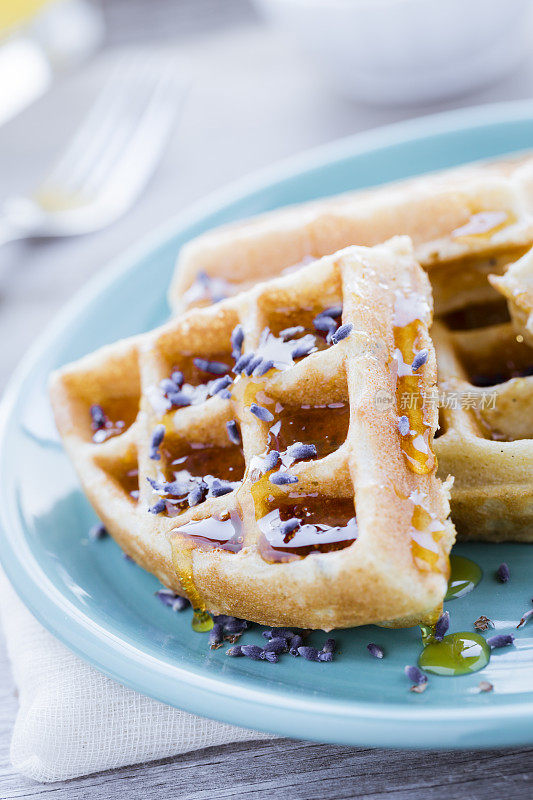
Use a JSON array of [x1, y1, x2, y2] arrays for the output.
[[258, 301, 344, 364], [441, 298, 511, 332], [458, 330, 533, 387], [268, 400, 350, 459], [88, 396, 140, 444], [258, 493, 357, 562], [99, 451, 139, 503], [151, 432, 245, 515]]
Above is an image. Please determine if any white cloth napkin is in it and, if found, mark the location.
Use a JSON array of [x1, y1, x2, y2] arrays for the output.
[[0, 571, 273, 783]]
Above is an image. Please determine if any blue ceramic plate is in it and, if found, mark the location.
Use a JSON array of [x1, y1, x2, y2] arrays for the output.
[[1, 101, 532, 749]]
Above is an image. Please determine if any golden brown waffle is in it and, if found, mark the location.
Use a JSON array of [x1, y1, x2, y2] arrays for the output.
[[489, 245, 533, 346], [51, 238, 456, 630], [169, 153, 533, 318], [168, 153, 533, 543]]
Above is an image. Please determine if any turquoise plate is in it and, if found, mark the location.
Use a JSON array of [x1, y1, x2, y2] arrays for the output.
[[1, 101, 532, 749]]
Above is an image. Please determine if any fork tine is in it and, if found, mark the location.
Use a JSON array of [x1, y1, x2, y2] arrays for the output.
[[36, 51, 186, 225], [79, 59, 184, 202], [77, 59, 178, 194], [42, 55, 141, 191], [84, 60, 183, 200]]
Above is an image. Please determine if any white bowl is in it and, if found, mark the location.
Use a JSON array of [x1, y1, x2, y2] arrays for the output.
[[253, 0, 533, 105]]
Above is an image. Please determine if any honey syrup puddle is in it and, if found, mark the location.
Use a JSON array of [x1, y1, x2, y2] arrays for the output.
[[417, 554, 487, 676]]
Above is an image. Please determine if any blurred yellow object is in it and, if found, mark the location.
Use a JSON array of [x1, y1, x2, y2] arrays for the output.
[[0, 0, 53, 34]]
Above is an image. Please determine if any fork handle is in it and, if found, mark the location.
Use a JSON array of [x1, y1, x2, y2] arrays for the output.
[[0, 213, 27, 247]]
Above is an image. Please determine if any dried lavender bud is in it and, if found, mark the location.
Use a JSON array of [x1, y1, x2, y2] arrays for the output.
[[479, 681, 493, 692], [405, 665, 427, 685], [149, 424, 165, 460], [487, 634, 514, 649], [224, 618, 248, 634], [167, 390, 192, 408], [320, 304, 342, 319], [411, 349, 428, 372], [398, 415, 410, 436], [322, 638, 337, 654], [122, 553, 134, 562], [90, 404, 107, 430], [226, 646, 243, 657], [241, 645, 264, 661], [263, 638, 288, 655], [289, 634, 304, 655], [146, 476, 164, 492], [434, 611, 450, 642], [160, 378, 178, 395], [263, 627, 294, 641], [209, 479, 234, 498], [250, 403, 274, 422], [89, 523, 108, 541], [155, 589, 189, 612], [149, 499, 166, 515], [280, 518, 300, 537], [262, 450, 280, 473], [286, 442, 317, 461], [262, 650, 279, 663], [231, 324, 244, 359], [298, 646, 321, 662], [209, 374, 233, 397], [331, 324, 353, 344], [474, 615, 494, 631], [226, 420, 241, 446], [193, 358, 229, 375], [313, 314, 337, 334], [517, 608, 533, 629], [367, 643, 385, 659], [188, 482, 207, 507], [233, 352, 254, 374], [291, 341, 315, 359], [496, 563, 510, 583], [270, 471, 298, 485], [279, 325, 304, 339], [209, 623, 224, 649], [254, 359, 274, 377], [171, 370, 184, 387], [243, 356, 263, 376], [317, 651, 333, 662]]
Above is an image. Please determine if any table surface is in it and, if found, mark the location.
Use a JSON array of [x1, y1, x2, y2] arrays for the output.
[[1, 4, 533, 797]]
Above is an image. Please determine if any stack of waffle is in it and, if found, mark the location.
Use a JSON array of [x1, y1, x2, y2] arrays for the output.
[[51, 154, 533, 630]]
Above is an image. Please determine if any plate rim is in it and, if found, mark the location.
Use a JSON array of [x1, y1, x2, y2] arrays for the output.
[[1, 98, 533, 748]]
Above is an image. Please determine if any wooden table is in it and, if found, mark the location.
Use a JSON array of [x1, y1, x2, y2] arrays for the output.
[[1, 4, 532, 797]]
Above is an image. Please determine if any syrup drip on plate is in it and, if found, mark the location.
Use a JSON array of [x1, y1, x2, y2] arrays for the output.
[[419, 633, 490, 676], [171, 509, 243, 631], [445, 555, 482, 600]]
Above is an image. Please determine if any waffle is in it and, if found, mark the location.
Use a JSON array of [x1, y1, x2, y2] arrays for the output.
[[169, 153, 533, 318], [169, 154, 533, 542], [51, 238, 456, 630]]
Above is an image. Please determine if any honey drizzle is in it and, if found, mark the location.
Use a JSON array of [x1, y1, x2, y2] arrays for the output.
[[451, 210, 515, 241], [171, 510, 244, 632], [393, 318, 436, 476]]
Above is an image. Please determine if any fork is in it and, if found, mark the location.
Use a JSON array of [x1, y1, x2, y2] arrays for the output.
[[0, 53, 186, 245]]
